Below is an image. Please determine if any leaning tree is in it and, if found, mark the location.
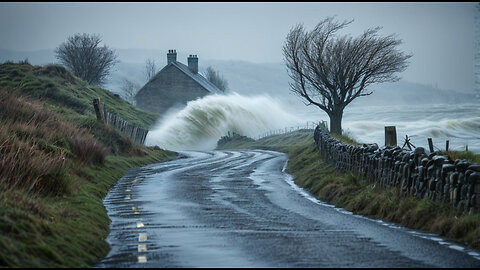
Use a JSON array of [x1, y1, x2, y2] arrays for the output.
[[283, 17, 412, 134], [55, 33, 119, 87]]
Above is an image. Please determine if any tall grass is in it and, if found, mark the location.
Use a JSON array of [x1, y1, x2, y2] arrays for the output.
[[68, 134, 108, 165], [0, 64, 176, 267], [0, 62, 158, 129], [0, 90, 107, 196], [0, 129, 69, 196], [444, 150, 480, 164]]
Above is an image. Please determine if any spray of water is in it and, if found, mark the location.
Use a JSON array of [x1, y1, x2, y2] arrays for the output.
[[146, 93, 303, 150], [338, 104, 480, 153]]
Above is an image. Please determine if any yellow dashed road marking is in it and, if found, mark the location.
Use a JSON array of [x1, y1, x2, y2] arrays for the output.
[[124, 195, 131, 200], [138, 244, 147, 252], [138, 255, 147, 263], [139, 233, 147, 242]]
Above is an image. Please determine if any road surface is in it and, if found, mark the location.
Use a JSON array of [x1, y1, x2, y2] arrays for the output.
[[95, 150, 480, 267]]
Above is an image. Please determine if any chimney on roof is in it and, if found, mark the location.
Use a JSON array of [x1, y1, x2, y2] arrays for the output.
[[187, 54, 198, 74], [167, 49, 177, 65]]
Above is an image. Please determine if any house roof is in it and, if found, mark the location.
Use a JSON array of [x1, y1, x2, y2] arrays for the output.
[[167, 61, 223, 95]]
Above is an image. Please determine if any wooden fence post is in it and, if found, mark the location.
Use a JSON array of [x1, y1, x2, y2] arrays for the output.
[[385, 126, 397, 147], [91, 98, 150, 145], [428, 138, 434, 153], [92, 98, 103, 122]]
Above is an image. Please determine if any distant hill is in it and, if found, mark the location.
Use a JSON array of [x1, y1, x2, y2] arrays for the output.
[[1, 48, 475, 109], [194, 60, 476, 109], [0, 48, 55, 65]]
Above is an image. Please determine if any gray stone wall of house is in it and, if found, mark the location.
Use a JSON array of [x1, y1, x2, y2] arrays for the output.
[[135, 65, 210, 115]]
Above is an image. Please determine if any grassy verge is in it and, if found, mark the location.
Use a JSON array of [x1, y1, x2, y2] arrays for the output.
[[0, 148, 175, 267], [217, 130, 480, 252], [0, 62, 176, 267]]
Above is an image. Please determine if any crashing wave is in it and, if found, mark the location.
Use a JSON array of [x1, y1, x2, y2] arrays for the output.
[[146, 93, 302, 150]]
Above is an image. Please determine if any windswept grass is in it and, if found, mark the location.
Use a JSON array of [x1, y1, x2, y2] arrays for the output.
[[0, 62, 158, 129], [68, 134, 109, 165], [0, 147, 175, 267], [0, 91, 108, 196], [0, 63, 177, 267], [444, 150, 480, 164], [330, 131, 361, 145]]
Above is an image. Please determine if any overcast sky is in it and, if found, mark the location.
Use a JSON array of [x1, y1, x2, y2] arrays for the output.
[[0, 2, 476, 93]]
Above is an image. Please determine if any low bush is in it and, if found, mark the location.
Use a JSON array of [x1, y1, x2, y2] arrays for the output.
[[68, 134, 109, 165]]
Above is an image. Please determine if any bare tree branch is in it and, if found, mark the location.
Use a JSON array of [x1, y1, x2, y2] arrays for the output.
[[283, 17, 412, 134], [55, 33, 119, 87], [204, 66, 228, 92], [120, 77, 141, 105], [144, 58, 158, 83]]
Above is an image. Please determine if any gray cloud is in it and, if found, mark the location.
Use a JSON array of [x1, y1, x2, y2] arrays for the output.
[[0, 2, 475, 93]]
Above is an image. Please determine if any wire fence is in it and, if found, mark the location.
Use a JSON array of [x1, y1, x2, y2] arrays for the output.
[[254, 121, 326, 140]]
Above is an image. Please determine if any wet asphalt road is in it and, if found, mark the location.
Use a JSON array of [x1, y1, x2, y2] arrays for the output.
[[95, 150, 480, 268]]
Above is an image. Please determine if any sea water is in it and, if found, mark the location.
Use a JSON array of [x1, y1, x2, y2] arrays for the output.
[[146, 92, 479, 154], [146, 93, 301, 150], [341, 103, 480, 154]]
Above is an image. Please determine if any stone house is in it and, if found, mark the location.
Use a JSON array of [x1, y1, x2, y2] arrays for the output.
[[135, 49, 223, 115]]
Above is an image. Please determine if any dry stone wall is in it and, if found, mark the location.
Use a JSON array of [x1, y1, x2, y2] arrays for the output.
[[313, 125, 480, 213]]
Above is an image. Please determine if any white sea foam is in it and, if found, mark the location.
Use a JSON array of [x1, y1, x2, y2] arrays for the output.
[[338, 103, 480, 153], [146, 93, 479, 153], [146, 92, 302, 150]]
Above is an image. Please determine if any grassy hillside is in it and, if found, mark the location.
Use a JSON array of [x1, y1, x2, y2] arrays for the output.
[[0, 62, 157, 129], [0, 62, 176, 267], [217, 130, 480, 252]]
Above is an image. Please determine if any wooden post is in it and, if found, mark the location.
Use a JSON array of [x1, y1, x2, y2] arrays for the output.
[[385, 126, 397, 147], [91, 97, 151, 145], [92, 98, 102, 121], [446, 140, 449, 152], [428, 138, 434, 153], [102, 100, 107, 121], [98, 97, 105, 123], [143, 130, 149, 145]]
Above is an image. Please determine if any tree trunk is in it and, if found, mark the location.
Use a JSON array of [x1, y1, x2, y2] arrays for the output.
[[329, 109, 343, 135]]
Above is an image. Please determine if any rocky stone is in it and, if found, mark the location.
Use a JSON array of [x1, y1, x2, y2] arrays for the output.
[[313, 125, 479, 212]]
